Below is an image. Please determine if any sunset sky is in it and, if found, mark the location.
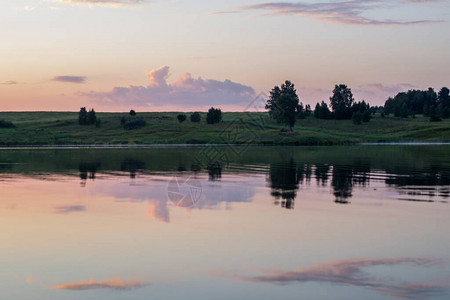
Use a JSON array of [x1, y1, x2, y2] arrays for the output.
[[1, 0, 449, 111]]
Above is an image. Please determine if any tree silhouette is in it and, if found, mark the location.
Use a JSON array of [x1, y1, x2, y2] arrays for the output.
[[266, 80, 299, 131], [330, 84, 354, 119]]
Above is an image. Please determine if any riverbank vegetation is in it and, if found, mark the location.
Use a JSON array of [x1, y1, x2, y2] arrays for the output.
[[0, 111, 449, 146]]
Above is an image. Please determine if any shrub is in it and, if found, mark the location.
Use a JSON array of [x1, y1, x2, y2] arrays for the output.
[[123, 119, 146, 130], [79, 107, 97, 125], [87, 109, 97, 125], [177, 114, 187, 123], [190, 112, 201, 123], [78, 107, 87, 125], [0, 120, 15, 128], [129, 110, 136, 116], [362, 110, 371, 123], [352, 111, 362, 125], [206, 107, 222, 124]]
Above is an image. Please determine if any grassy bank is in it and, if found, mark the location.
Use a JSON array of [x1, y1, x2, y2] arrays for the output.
[[0, 111, 450, 146]]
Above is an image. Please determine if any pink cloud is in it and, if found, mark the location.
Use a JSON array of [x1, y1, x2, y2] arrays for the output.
[[83, 66, 256, 109], [51, 278, 150, 291]]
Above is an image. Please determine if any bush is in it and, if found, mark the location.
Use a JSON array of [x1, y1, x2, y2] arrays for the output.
[[206, 107, 222, 124], [177, 114, 187, 123], [123, 119, 146, 130], [352, 111, 362, 125], [362, 110, 371, 123], [79, 107, 97, 125], [190, 112, 201, 123], [129, 110, 136, 116], [87, 109, 97, 125], [0, 120, 15, 128]]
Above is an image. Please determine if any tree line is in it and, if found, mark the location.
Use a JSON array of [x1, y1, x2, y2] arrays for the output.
[[266, 80, 449, 131], [384, 87, 449, 121], [266, 81, 374, 130]]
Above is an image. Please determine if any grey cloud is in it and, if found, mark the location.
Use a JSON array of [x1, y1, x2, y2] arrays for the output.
[[52, 0, 144, 6], [237, 1, 444, 25], [2, 80, 18, 85], [52, 76, 86, 84], [54, 205, 86, 214]]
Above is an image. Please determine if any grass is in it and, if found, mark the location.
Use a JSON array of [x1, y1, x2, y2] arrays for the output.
[[0, 111, 449, 146]]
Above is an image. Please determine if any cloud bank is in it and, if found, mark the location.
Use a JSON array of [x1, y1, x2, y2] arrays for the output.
[[52, 76, 86, 84], [237, 1, 445, 25], [237, 257, 447, 300], [84, 66, 256, 109], [52, 278, 150, 290]]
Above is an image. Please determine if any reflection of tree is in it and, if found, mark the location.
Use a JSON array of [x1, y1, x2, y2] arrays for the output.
[[385, 165, 450, 199], [315, 164, 330, 186], [207, 162, 222, 181], [120, 158, 146, 179], [331, 162, 371, 204], [268, 158, 307, 209], [79, 162, 100, 180], [332, 165, 353, 204]]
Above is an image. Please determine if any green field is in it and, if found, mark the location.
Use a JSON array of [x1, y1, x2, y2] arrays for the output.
[[0, 111, 450, 146]]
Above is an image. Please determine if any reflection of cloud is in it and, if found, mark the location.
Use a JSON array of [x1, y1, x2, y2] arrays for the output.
[[237, 257, 447, 300], [238, 1, 444, 25], [52, 0, 144, 6], [52, 76, 86, 84], [51, 278, 150, 291], [146, 202, 170, 223], [93, 177, 255, 223], [83, 66, 255, 108], [54, 205, 86, 214], [26, 275, 36, 284]]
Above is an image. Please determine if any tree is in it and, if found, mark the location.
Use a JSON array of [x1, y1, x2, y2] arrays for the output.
[[438, 87, 450, 108], [129, 110, 136, 116], [266, 80, 299, 131], [330, 84, 354, 119], [87, 109, 97, 125], [78, 107, 88, 125], [206, 107, 222, 124], [314, 101, 331, 119], [177, 114, 187, 123], [190, 112, 201, 123], [352, 111, 362, 125]]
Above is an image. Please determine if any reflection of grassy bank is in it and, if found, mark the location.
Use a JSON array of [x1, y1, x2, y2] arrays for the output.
[[1, 111, 450, 145]]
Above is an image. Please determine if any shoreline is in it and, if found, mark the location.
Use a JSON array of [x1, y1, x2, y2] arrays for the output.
[[2, 142, 450, 150]]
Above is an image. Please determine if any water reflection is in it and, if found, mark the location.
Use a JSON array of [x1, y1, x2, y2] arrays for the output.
[[78, 162, 100, 180], [236, 257, 447, 300], [1, 146, 449, 206], [267, 158, 303, 209], [120, 158, 146, 178]]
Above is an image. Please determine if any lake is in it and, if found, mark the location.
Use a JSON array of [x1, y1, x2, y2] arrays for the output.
[[1, 145, 450, 300]]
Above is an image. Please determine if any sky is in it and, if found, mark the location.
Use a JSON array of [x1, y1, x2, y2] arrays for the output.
[[1, 0, 449, 111]]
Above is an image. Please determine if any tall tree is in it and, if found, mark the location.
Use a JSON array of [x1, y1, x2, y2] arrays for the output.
[[87, 109, 97, 125], [330, 84, 354, 119], [439, 87, 450, 107], [78, 107, 87, 125], [266, 80, 300, 131]]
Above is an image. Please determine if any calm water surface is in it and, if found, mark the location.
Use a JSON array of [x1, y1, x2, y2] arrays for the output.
[[1, 146, 450, 300]]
